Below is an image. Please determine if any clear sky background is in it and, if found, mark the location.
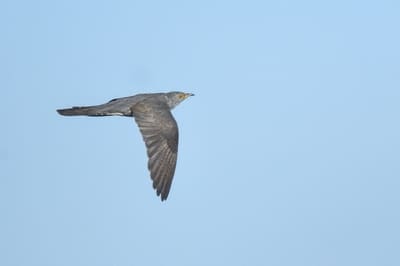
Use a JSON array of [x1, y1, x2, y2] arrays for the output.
[[1, 1, 399, 265]]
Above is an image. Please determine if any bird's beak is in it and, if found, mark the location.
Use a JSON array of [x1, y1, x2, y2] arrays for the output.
[[187, 93, 195, 97]]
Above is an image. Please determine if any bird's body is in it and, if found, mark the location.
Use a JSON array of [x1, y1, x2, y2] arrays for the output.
[[58, 93, 182, 117], [57, 91, 194, 201]]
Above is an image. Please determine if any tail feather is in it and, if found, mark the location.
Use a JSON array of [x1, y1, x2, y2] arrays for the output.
[[57, 105, 106, 116], [57, 104, 127, 116], [57, 97, 135, 117]]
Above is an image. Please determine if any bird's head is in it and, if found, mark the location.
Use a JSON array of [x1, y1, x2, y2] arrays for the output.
[[166, 91, 194, 109]]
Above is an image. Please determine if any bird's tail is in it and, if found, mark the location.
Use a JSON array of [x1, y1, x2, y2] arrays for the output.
[[57, 106, 99, 116], [57, 104, 126, 117]]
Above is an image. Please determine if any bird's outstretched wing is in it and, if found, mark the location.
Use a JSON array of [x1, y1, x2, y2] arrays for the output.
[[131, 100, 178, 201]]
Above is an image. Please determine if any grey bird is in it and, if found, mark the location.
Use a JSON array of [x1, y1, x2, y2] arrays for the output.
[[57, 91, 194, 201]]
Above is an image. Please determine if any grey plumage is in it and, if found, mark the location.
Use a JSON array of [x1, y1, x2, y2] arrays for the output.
[[57, 91, 194, 201]]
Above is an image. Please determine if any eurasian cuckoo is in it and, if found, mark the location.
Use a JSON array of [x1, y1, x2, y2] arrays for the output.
[[57, 91, 194, 201]]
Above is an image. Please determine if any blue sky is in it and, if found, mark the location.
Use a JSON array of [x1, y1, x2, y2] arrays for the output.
[[1, 0, 400, 265]]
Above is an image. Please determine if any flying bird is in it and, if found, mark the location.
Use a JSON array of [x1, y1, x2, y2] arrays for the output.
[[57, 91, 194, 201]]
